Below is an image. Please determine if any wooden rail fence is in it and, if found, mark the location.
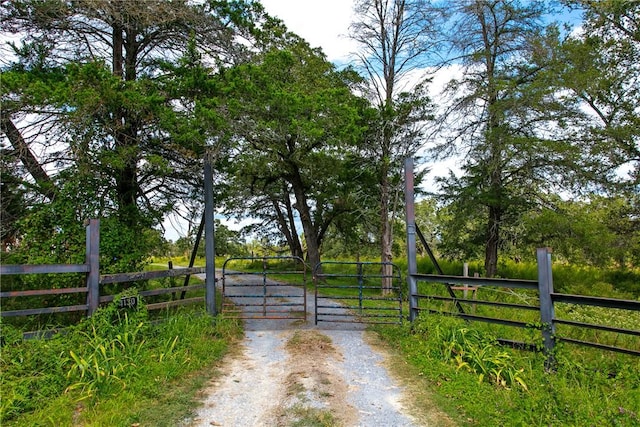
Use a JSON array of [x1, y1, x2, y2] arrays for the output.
[[1, 219, 207, 335]]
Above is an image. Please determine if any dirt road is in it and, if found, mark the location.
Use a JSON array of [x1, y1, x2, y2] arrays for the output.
[[186, 273, 445, 426]]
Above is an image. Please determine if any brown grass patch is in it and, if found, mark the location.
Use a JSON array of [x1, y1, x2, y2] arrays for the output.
[[285, 330, 336, 356]]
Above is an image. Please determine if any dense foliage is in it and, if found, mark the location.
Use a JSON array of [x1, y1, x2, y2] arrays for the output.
[[1, 0, 638, 284]]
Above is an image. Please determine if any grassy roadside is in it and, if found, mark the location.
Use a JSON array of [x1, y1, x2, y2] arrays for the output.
[[371, 315, 640, 426], [0, 297, 242, 426]]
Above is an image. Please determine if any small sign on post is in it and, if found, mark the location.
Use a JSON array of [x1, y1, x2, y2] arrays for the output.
[[118, 296, 138, 309]]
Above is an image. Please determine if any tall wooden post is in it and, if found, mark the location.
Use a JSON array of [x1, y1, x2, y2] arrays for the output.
[[537, 247, 555, 370], [404, 158, 419, 322], [204, 152, 217, 315], [86, 219, 100, 316]]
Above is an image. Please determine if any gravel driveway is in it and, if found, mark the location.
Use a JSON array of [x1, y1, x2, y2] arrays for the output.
[[187, 273, 427, 427]]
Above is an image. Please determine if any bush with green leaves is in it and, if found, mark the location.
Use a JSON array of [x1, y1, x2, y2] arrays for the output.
[[412, 315, 528, 390]]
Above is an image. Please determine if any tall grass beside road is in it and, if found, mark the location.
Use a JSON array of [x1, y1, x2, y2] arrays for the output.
[[374, 314, 640, 426], [0, 294, 241, 426]]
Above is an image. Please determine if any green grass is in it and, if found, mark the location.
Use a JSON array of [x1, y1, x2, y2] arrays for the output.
[[373, 314, 640, 426], [287, 405, 337, 427], [0, 294, 242, 426], [393, 256, 640, 298]]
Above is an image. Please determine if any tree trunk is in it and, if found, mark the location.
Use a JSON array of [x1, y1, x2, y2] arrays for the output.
[[272, 195, 303, 259], [481, 3, 501, 278], [380, 159, 393, 293], [484, 204, 500, 277], [112, 22, 123, 77], [112, 19, 141, 228], [284, 192, 304, 259], [0, 116, 58, 201], [289, 168, 322, 273]]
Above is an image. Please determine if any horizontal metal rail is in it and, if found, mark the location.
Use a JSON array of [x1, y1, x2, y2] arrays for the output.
[[222, 283, 295, 288], [100, 267, 205, 284], [229, 301, 304, 307], [1, 287, 88, 298], [316, 310, 400, 316], [226, 294, 304, 300], [23, 329, 69, 340], [557, 337, 640, 357], [314, 318, 401, 325], [146, 297, 204, 311], [1, 304, 89, 317], [316, 284, 401, 290], [223, 315, 304, 320], [99, 284, 205, 303], [554, 318, 640, 337], [317, 295, 402, 302], [1, 264, 90, 275], [316, 304, 400, 311], [413, 273, 538, 290], [416, 294, 539, 311], [552, 293, 640, 311], [223, 270, 304, 276], [319, 273, 400, 279], [417, 308, 534, 329]]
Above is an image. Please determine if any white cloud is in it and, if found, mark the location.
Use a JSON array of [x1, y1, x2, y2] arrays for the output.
[[259, 0, 358, 63]]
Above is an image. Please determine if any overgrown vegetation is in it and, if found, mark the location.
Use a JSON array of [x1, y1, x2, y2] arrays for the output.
[[0, 295, 241, 425], [375, 314, 640, 426], [2, 0, 638, 423], [393, 256, 640, 299]]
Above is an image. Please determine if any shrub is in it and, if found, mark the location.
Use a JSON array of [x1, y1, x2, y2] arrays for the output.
[[412, 315, 528, 390]]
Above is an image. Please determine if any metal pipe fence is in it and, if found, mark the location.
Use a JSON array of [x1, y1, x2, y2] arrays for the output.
[[403, 158, 640, 365]]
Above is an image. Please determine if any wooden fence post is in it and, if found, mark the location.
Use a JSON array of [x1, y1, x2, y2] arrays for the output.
[[168, 260, 177, 300], [537, 247, 556, 370], [86, 219, 100, 316], [404, 158, 419, 322]]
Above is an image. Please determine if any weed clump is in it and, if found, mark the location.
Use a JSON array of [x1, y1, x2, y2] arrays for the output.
[[413, 316, 528, 390]]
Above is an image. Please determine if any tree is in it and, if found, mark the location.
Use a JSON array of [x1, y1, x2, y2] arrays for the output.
[[556, 0, 640, 193], [520, 195, 640, 267], [220, 41, 367, 269], [434, 0, 575, 276], [0, 0, 272, 267], [349, 0, 439, 290], [0, 148, 26, 252]]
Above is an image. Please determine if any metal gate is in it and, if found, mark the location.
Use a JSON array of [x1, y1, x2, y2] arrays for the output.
[[221, 256, 307, 321], [314, 262, 403, 325]]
